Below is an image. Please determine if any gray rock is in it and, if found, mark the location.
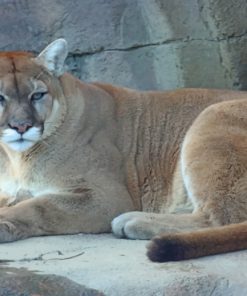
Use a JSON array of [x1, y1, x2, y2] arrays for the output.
[[0, 0, 246, 90], [0, 265, 104, 296]]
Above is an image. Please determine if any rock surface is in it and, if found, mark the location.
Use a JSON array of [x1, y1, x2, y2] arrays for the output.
[[1, 234, 247, 296], [0, 265, 104, 296], [0, 0, 246, 90]]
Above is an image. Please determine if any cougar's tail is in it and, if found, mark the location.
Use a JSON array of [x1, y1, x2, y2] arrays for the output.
[[147, 221, 247, 262]]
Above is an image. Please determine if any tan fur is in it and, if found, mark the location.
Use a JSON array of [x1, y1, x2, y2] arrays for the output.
[[0, 40, 246, 261]]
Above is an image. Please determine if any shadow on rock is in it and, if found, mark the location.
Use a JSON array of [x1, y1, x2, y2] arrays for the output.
[[0, 265, 104, 296]]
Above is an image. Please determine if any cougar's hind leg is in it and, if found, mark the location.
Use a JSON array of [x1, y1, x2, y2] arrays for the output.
[[147, 107, 247, 261], [180, 123, 247, 226]]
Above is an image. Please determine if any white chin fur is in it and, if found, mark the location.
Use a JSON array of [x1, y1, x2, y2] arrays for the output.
[[6, 140, 36, 152], [1, 127, 41, 152]]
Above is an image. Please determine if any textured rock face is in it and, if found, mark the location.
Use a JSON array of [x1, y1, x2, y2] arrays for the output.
[[0, 0, 246, 90], [0, 265, 104, 296]]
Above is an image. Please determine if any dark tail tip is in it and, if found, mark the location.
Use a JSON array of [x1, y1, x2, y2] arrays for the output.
[[147, 236, 188, 262]]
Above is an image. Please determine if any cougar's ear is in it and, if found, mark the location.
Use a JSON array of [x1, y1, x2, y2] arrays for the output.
[[35, 39, 68, 77]]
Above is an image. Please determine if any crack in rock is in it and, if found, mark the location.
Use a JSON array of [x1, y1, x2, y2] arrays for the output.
[[0, 250, 85, 263], [67, 32, 247, 57]]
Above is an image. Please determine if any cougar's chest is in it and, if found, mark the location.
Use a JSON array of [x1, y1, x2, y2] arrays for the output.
[[0, 152, 53, 205], [0, 174, 33, 205]]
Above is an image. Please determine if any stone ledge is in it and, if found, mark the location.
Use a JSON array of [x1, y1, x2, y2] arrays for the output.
[[1, 234, 246, 295]]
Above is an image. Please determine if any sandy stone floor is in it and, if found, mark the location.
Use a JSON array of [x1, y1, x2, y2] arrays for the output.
[[1, 234, 247, 295]]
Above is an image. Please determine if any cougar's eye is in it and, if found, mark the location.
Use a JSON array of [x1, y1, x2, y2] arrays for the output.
[[31, 92, 47, 101], [0, 95, 5, 103]]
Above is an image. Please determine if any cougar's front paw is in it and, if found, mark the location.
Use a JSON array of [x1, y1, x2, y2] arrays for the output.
[[0, 221, 19, 243], [111, 212, 153, 240]]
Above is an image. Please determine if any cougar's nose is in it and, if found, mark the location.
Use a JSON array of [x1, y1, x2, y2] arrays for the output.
[[8, 120, 33, 134]]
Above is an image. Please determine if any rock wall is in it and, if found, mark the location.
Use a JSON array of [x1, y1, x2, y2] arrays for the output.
[[0, 0, 246, 90]]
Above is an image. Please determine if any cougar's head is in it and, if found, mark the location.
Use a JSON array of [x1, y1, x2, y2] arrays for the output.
[[0, 39, 68, 152]]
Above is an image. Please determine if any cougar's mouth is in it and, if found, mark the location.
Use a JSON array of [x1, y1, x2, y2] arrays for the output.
[[1, 127, 42, 152], [15, 138, 24, 143]]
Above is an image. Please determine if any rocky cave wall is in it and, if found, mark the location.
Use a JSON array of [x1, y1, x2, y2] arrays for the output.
[[0, 0, 246, 91]]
